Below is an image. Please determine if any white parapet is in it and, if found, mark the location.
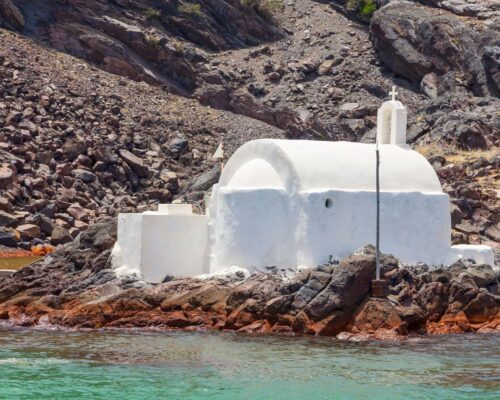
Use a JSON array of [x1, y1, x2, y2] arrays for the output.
[[447, 244, 496, 268], [141, 213, 208, 282], [157, 203, 193, 215], [115, 213, 143, 275], [113, 204, 209, 282]]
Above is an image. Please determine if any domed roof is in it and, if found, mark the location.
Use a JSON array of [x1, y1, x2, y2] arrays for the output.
[[219, 139, 443, 193]]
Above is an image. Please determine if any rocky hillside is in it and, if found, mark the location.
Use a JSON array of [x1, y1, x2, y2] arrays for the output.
[[0, 28, 283, 249], [0, 0, 498, 258]]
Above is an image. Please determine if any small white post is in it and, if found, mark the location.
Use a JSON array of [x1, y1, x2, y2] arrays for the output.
[[212, 141, 225, 171], [375, 138, 381, 281]]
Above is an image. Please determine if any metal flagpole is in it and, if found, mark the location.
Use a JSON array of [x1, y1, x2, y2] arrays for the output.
[[375, 140, 381, 281]]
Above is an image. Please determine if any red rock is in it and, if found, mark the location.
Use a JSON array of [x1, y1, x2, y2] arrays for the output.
[[350, 298, 407, 335], [311, 311, 351, 336], [463, 291, 498, 324], [225, 305, 257, 330], [67, 203, 89, 221], [426, 311, 471, 335], [238, 320, 272, 333], [164, 310, 194, 328]]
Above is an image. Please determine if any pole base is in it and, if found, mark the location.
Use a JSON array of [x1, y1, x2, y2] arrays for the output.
[[371, 279, 389, 298]]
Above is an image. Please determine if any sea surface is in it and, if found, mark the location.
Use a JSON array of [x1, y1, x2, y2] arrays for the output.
[[0, 257, 41, 270], [0, 327, 498, 400]]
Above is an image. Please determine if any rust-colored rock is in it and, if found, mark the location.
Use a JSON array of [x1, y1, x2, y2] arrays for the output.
[[0, 219, 498, 340]]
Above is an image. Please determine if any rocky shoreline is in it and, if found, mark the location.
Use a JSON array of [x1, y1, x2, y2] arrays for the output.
[[0, 218, 498, 340], [0, 0, 498, 340]]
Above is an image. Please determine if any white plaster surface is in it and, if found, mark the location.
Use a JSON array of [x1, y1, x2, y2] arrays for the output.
[[115, 213, 143, 274], [210, 188, 453, 272], [208, 138, 494, 272], [376, 100, 407, 145], [219, 140, 442, 193], [113, 210, 209, 282], [141, 214, 208, 282], [157, 203, 193, 215], [211, 188, 296, 269], [447, 245, 496, 268], [300, 190, 451, 266]]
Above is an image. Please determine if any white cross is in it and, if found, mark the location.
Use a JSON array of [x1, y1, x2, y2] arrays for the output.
[[389, 86, 398, 101]]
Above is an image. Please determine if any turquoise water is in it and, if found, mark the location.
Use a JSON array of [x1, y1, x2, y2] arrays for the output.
[[0, 327, 498, 400]]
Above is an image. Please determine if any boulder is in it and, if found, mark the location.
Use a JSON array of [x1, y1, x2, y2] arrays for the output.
[[290, 269, 332, 312], [189, 164, 221, 192], [67, 203, 89, 222], [303, 255, 375, 321], [463, 291, 498, 324], [416, 281, 449, 321], [316, 59, 335, 76], [50, 225, 73, 245], [72, 169, 96, 183], [0, 165, 15, 189], [63, 138, 87, 161], [420, 73, 438, 99], [93, 147, 118, 164], [167, 137, 189, 155], [464, 265, 496, 287], [16, 224, 41, 239], [450, 204, 463, 227], [0, 229, 17, 247], [0, 211, 16, 227], [482, 46, 500, 97], [350, 298, 407, 334], [119, 149, 149, 178], [159, 170, 179, 191], [0, 197, 10, 212], [37, 215, 55, 235], [370, 1, 500, 97]]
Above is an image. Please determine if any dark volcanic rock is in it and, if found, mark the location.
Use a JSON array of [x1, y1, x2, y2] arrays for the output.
[[119, 150, 149, 178], [303, 256, 375, 321], [189, 165, 221, 192], [50, 225, 73, 246], [0, 233, 498, 338], [2, 0, 279, 93], [371, 1, 500, 97], [0, 0, 24, 29]]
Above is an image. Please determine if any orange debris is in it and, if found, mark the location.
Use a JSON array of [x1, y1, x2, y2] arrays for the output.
[[31, 244, 56, 256]]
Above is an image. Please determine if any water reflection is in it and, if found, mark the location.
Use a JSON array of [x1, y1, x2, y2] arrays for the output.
[[0, 327, 498, 399]]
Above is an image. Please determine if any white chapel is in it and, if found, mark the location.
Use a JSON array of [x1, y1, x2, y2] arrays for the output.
[[112, 91, 495, 282]]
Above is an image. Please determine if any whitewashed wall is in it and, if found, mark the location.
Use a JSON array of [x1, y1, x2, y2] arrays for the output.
[[210, 188, 453, 272], [299, 190, 451, 266], [116, 213, 143, 273], [115, 213, 209, 282], [211, 188, 296, 270], [141, 214, 208, 282]]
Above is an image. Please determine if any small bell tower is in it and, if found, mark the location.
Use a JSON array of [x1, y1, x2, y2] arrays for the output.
[[376, 86, 407, 145]]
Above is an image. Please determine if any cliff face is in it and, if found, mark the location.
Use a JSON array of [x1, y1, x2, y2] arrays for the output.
[[0, 0, 280, 93], [2, 0, 497, 143], [0, 219, 498, 339]]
